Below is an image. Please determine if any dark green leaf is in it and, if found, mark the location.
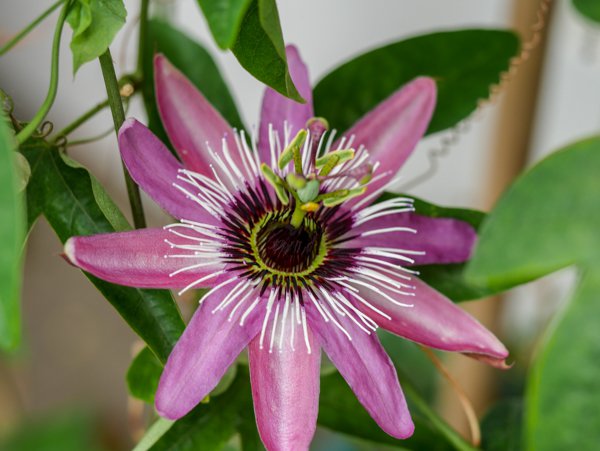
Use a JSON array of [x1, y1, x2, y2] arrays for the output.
[[481, 399, 523, 451], [149, 365, 255, 451], [314, 29, 520, 136], [21, 139, 184, 362], [573, 0, 600, 23], [232, 0, 303, 102], [66, 0, 127, 74], [318, 371, 463, 450], [525, 270, 600, 451], [127, 347, 163, 403], [196, 0, 253, 49], [0, 112, 24, 351], [143, 18, 245, 149], [466, 136, 600, 289], [378, 192, 499, 301]]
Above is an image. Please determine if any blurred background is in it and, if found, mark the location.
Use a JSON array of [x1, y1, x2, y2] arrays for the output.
[[1, 0, 600, 449]]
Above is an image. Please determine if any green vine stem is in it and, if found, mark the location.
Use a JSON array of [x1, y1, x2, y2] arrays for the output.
[[98, 49, 147, 229], [51, 99, 109, 142], [0, 0, 65, 56], [136, 0, 150, 78], [14, 0, 70, 145]]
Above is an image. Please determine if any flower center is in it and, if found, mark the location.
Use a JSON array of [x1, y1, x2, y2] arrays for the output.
[[256, 216, 323, 273], [252, 213, 326, 276]]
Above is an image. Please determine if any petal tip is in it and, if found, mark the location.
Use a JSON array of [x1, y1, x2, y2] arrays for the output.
[[118, 117, 139, 139], [63, 237, 78, 266]]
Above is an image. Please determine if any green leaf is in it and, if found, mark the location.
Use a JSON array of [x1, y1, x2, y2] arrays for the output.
[[143, 18, 245, 148], [466, 136, 600, 289], [127, 347, 163, 403], [526, 270, 600, 451], [463, 137, 600, 450], [148, 366, 255, 451], [0, 112, 24, 351], [66, 0, 127, 74], [378, 192, 499, 301], [314, 29, 520, 136], [481, 399, 523, 451], [231, 0, 303, 102], [196, 0, 253, 49], [21, 139, 184, 362], [573, 0, 600, 24]]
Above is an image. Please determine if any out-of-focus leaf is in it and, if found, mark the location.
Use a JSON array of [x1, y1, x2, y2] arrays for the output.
[[378, 192, 499, 302], [0, 112, 23, 351], [232, 0, 303, 102], [573, 0, 600, 23], [481, 399, 523, 451], [127, 347, 163, 403], [21, 138, 184, 362], [66, 0, 127, 74], [466, 137, 600, 289], [314, 29, 519, 136], [0, 411, 103, 451], [464, 137, 600, 450], [148, 365, 255, 451], [196, 0, 253, 49], [143, 18, 245, 148]]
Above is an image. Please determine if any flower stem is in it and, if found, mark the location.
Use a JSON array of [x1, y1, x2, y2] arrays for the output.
[[0, 0, 65, 56], [98, 49, 147, 229], [14, 0, 70, 145]]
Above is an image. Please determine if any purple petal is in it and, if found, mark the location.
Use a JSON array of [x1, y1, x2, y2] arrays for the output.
[[118, 118, 220, 225], [155, 282, 263, 419], [154, 54, 238, 177], [258, 45, 313, 166], [64, 229, 222, 288], [349, 213, 477, 265], [306, 304, 414, 439], [248, 318, 320, 451], [350, 275, 509, 367], [341, 77, 436, 208]]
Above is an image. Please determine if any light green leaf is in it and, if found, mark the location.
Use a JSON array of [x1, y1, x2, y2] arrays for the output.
[[464, 137, 600, 450], [143, 19, 245, 148], [572, 0, 600, 24], [466, 137, 600, 289], [196, 0, 253, 49], [231, 0, 303, 102], [66, 0, 127, 74], [21, 138, 184, 362], [314, 29, 519, 136], [0, 111, 24, 351]]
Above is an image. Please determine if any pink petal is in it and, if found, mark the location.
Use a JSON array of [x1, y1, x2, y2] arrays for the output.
[[155, 282, 263, 419], [349, 213, 476, 265], [341, 77, 436, 208], [248, 316, 320, 451], [351, 275, 509, 366], [154, 54, 239, 177], [306, 304, 414, 439], [64, 229, 222, 288], [258, 45, 313, 166], [118, 118, 220, 225]]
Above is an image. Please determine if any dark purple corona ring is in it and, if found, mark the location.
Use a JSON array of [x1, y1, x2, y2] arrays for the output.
[[64, 47, 509, 450]]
